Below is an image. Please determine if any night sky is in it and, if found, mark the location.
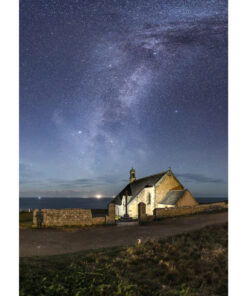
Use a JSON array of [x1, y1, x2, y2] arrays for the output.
[[20, 0, 228, 198]]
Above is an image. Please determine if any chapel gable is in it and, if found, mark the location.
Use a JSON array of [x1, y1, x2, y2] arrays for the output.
[[154, 168, 184, 208]]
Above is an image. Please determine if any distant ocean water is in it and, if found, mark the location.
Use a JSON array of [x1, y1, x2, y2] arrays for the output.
[[19, 197, 228, 211]]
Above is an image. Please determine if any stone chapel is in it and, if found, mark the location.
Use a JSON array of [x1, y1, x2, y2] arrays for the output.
[[111, 167, 198, 218]]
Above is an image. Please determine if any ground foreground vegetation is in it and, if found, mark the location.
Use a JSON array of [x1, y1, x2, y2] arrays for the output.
[[20, 223, 228, 296]]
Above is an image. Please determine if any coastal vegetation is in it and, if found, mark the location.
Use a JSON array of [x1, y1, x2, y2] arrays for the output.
[[19, 211, 33, 228], [20, 223, 228, 296]]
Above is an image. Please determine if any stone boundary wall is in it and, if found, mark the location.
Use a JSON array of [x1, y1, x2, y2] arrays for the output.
[[33, 203, 115, 227], [153, 202, 228, 218]]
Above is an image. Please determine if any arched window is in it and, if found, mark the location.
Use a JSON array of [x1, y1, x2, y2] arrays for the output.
[[147, 193, 151, 205]]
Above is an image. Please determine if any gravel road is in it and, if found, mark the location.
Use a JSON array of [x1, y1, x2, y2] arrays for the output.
[[20, 212, 227, 257]]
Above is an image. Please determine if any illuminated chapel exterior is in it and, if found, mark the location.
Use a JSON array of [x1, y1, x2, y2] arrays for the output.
[[111, 167, 198, 218]]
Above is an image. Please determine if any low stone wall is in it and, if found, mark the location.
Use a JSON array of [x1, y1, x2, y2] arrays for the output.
[[154, 202, 228, 218], [92, 216, 106, 225], [33, 203, 115, 227]]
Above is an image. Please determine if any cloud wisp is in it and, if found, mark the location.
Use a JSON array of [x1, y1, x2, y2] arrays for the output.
[[176, 173, 225, 184]]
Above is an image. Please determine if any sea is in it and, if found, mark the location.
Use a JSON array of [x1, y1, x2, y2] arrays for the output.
[[19, 197, 228, 211]]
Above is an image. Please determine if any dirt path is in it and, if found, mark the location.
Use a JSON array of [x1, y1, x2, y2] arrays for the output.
[[20, 212, 227, 257]]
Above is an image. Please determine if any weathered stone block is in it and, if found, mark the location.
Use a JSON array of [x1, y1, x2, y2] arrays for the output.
[[92, 217, 106, 225]]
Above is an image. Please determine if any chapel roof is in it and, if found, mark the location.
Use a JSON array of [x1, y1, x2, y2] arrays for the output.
[[158, 190, 186, 205], [111, 171, 167, 205]]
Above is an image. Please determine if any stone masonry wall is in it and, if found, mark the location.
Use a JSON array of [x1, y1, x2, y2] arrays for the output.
[[176, 190, 199, 207], [128, 187, 154, 218], [154, 202, 228, 218], [106, 203, 115, 224], [33, 203, 115, 227], [155, 174, 184, 208], [33, 209, 93, 227]]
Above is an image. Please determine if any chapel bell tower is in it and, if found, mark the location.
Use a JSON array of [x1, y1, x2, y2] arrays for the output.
[[129, 167, 136, 183]]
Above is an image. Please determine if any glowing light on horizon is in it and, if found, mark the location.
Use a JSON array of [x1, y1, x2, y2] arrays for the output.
[[96, 194, 102, 199]]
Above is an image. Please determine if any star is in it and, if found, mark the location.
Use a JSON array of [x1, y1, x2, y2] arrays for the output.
[[20, 0, 228, 198]]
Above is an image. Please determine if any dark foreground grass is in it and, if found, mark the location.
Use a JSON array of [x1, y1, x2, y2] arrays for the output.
[[20, 223, 228, 296]]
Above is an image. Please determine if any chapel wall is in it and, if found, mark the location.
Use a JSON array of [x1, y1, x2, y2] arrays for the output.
[[176, 190, 199, 207], [155, 174, 184, 208], [128, 187, 154, 217]]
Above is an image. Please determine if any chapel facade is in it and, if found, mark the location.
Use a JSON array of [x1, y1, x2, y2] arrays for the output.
[[111, 167, 198, 218]]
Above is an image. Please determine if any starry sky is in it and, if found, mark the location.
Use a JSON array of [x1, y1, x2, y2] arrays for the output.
[[20, 0, 228, 198]]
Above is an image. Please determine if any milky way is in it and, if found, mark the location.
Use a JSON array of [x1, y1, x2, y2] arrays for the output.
[[20, 0, 228, 197]]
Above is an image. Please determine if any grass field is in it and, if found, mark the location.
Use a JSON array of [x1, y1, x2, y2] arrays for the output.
[[19, 211, 33, 228], [20, 223, 228, 296]]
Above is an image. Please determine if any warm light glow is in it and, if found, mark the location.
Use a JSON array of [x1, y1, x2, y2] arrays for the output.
[[96, 194, 101, 199]]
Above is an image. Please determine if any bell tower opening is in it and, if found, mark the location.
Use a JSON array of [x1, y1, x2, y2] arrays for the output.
[[129, 167, 136, 183]]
